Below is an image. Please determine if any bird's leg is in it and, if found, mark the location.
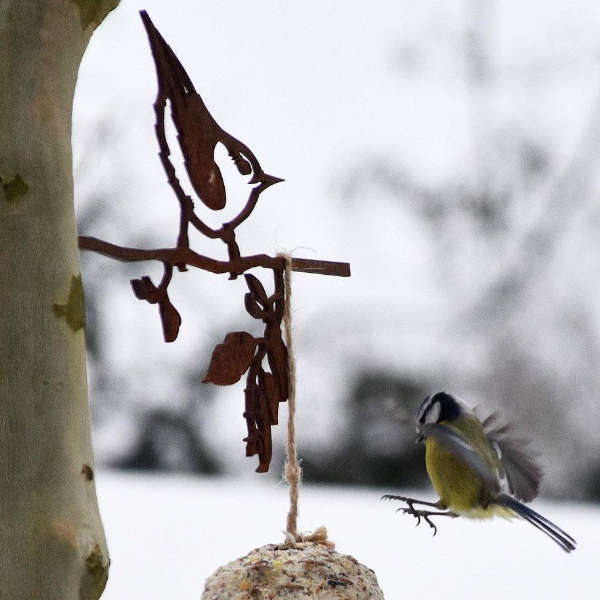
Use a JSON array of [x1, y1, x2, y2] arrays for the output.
[[381, 494, 458, 536], [381, 494, 442, 509], [405, 509, 459, 536]]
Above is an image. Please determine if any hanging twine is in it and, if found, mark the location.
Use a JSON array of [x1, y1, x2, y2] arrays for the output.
[[280, 253, 301, 539], [278, 253, 333, 548]]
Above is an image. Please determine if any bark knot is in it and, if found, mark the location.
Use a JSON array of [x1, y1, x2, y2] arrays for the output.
[[53, 275, 85, 332], [80, 543, 109, 599], [1, 173, 29, 202]]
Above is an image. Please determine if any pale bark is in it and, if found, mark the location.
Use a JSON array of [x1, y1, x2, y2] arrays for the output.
[[0, 1, 118, 598]]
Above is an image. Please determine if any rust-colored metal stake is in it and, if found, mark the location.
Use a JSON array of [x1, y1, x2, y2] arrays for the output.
[[78, 11, 350, 472]]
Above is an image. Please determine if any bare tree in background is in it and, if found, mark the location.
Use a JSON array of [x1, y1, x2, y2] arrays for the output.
[[337, 1, 600, 496]]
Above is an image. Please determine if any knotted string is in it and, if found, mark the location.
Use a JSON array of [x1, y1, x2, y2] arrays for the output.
[[280, 253, 301, 539], [278, 253, 333, 548]]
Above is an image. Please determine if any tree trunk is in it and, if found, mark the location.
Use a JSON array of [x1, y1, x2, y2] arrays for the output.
[[0, 1, 118, 597]]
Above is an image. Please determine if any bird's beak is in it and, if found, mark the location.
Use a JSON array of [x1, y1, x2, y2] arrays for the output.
[[415, 433, 424, 445]]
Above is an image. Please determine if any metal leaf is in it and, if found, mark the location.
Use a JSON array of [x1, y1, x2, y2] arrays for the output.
[[158, 296, 182, 343], [244, 292, 265, 320], [267, 337, 289, 403], [259, 370, 281, 424], [203, 331, 257, 385], [244, 273, 269, 307], [255, 389, 273, 473], [131, 276, 158, 302]]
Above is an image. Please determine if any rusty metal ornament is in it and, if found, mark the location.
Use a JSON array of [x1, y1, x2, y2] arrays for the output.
[[78, 10, 350, 472]]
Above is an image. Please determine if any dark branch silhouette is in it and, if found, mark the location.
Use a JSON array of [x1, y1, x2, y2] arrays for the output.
[[78, 11, 350, 472]]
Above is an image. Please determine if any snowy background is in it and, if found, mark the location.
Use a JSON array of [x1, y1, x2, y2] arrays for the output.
[[72, 0, 600, 596], [97, 472, 599, 599]]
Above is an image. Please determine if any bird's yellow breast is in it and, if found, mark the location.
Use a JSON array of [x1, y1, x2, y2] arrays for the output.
[[425, 437, 510, 519]]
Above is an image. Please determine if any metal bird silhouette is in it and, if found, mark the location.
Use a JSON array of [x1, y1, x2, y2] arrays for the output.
[[140, 10, 283, 211]]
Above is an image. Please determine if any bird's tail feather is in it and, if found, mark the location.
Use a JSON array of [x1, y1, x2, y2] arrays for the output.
[[496, 493, 576, 552]]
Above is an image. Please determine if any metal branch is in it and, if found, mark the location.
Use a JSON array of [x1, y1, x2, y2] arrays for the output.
[[78, 236, 350, 277]]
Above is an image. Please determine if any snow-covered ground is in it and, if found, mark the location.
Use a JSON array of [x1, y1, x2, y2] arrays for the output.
[[97, 471, 598, 599]]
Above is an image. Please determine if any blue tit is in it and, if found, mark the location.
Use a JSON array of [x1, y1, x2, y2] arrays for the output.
[[383, 391, 576, 552]]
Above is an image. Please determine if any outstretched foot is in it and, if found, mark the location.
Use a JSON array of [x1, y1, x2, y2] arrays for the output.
[[381, 494, 442, 509], [381, 494, 458, 536]]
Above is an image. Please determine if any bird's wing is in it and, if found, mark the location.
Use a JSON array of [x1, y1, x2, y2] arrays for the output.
[[420, 423, 500, 494], [481, 411, 542, 502]]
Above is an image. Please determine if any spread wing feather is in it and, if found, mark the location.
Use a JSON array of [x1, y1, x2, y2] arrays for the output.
[[481, 411, 542, 502]]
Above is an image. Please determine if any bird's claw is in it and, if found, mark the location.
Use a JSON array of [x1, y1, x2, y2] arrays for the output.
[[400, 507, 438, 536], [383, 494, 456, 536]]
